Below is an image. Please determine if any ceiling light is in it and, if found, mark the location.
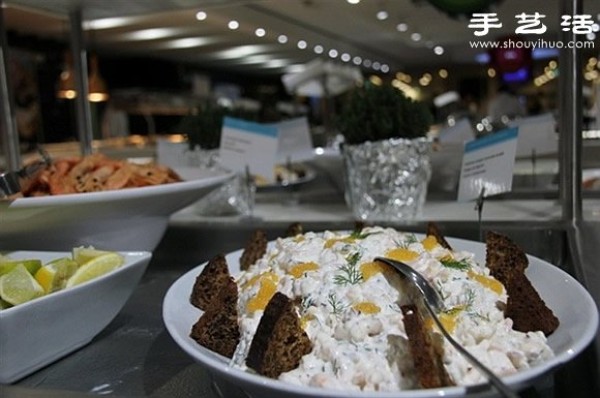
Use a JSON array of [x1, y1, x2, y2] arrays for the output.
[[277, 34, 288, 44], [363, 59, 372, 67], [353, 56, 362, 65], [341, 53, 351, 62], [264, 59, 289, 69], [314, 45, 324, 54], [195, 11, 207, 21], [87, 55, 109, 102], [380, 64, 389, 73], [85, 16, 132, 30], [487, 68, 496, 78], [56, 53, 76, 100], [587, 32, 596, 41], [376, 11, 389, 21], [411, 33, 422, 42], [475, 52, 490, 63], [211, 45, 271, 60], [438, 68, 448, 78], [328, 49, 338, 58], [122, 28, 177, 41], [434, 46, 444, 55], [297, 40, 307, 49], [163, 37, 212, 49], [236, 55, 275, 64], [372, 61, 381, 70], [228, 20, 239, 30], [396, 23, 408, 32], [369, 75, 383, 85], [255, 28, 266, 37], [347, 0, 360, 4], [56, 52, 108, 102]]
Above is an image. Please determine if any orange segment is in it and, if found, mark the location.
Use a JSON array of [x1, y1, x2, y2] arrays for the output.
[[247, 277, 278, 313], [421, 235, 439, 251], [385, 247, 419, 262], [289, 262, 319, 278], [352, 301, 381, 314], [360, 261, 392, 281], [324, 236, 355, 248], [425, 306, 463, 333], [241, 271, 278, 289], [468, 270, 504, 294]]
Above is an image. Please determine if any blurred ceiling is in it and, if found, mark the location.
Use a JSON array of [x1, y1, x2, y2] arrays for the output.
[[3, 0, 600, 77]]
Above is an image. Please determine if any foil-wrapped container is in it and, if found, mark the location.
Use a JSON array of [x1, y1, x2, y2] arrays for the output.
[[342, 137, 431, 221]]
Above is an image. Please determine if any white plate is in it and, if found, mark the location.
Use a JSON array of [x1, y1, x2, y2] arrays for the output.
[[163, 235, 599, 398], [256, 165, 316, 192], [0, 250, 152, 383], [0, 168, 234, 251]]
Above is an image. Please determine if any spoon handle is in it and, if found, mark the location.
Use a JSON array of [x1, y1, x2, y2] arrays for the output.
[[422, 300, 520, 398]]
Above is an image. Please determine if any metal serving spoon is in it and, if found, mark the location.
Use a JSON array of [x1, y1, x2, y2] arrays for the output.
[[374, 257, 519, 398]]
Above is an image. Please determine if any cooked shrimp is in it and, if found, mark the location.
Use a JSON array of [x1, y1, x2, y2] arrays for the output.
[[17, 154, 182, 196]]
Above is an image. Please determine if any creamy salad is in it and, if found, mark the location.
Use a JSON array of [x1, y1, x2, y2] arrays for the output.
[[231, 227, 554, 391]]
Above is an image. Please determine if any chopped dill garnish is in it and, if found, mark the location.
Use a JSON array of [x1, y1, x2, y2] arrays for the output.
[[464, 288, 476, 308], [333, 252, 363, 285], [300, 295, 315, 315], [327, 293, 347, 315], [440, 258, 471, 270], [349, 230, 381, 240], [395, 233, 418, 249], [404, 233, 418, 245]]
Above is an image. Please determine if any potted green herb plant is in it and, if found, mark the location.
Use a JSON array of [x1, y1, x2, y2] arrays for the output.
[[336, 83, 433, 221]]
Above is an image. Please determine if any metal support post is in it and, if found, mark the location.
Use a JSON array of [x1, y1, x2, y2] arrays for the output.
[[0, 0, 21, 170], [69, 6, 93, 156]]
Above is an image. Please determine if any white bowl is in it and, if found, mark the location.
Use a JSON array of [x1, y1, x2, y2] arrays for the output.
[[0, 168, 234, 251], [0, 250, 152, 383], [163, 235, 598, 398]]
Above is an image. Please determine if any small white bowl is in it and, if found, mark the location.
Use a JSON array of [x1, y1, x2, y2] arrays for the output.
[[0, 168, 234, 252], [0, 250, 152, 383]]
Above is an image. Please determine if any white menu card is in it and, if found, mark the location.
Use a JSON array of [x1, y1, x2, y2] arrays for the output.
[[219, 117, 278, 182], [274, 117, 314, 163], [457, 127, 519, 202]]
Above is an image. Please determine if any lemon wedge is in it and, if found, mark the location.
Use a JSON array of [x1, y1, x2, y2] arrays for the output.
[[0, 259, 43, 276], [72, 246, 115, 266], [65, 252, 124, 288], [0, 264, 45, 305], [34, 257, 79, 293]]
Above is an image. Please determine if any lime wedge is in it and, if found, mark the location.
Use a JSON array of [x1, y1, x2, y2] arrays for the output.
[[66, 253, 124, 288], [72, 246, 114, 266], [0, 298, 12, 310], [0, 264, 45, 306], [34, 257, 79, 293], [0, 259, 43, 276]]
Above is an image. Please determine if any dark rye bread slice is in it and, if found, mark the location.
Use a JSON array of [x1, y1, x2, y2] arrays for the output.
[[246, 292, 312, 378], [485, 231, 559, 336], [485, 231, 528, 286], [504, 273, 559, 336], [285, 222, 303, 237], [401, 304, 454, 389], [240, 229, 268, 271], [190, 276, 240, 358], [426, 222, 453, 251], [190, 253, 230, 310]]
